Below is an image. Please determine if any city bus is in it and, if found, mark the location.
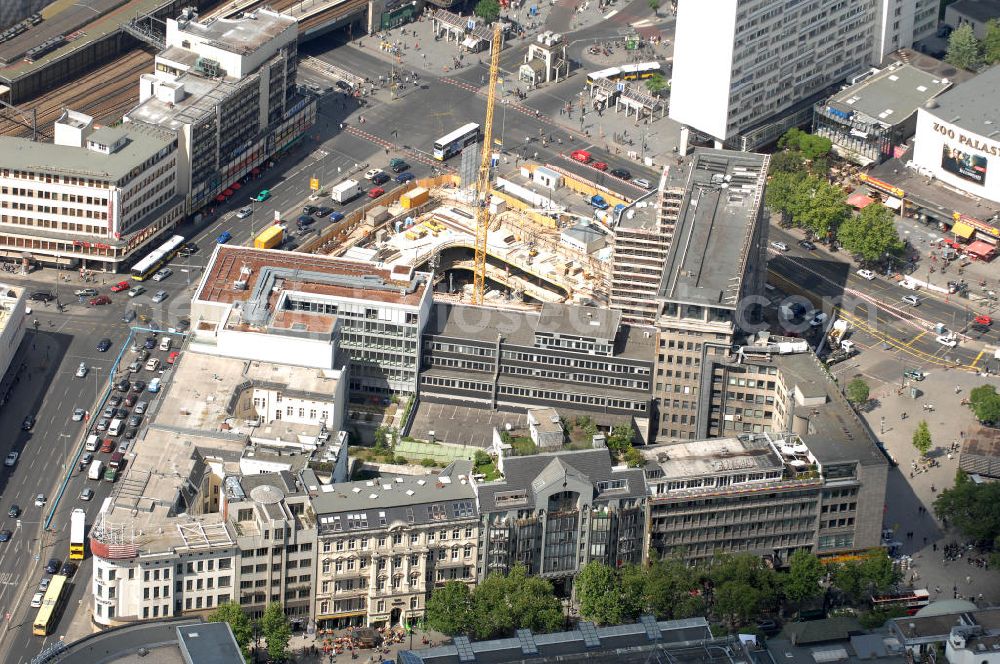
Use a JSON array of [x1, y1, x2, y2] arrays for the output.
[[433, 123, 480, 160], [871, 588, 930, 615], [130, 234, 185, 281], [32, 574, 69, 636], [586, 62, 661, 87]]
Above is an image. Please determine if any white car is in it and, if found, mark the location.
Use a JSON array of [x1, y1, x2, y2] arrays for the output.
[[856, 269, 876, 280], [4, 451, 18, 467], [236, 206, 253, 219], [936, 334, 958, 348], [632, 178, 652, 189], [38, 578, 50, 593], [75, 362, 87, 378], [128, 286, 146, 298], [902, 295, 920, 306], [770, 241, 789, 251], [810, 312, 829, 327], [80, 488, 95, 501], [34, 494, 45, 507], [364, 168, 384, 180], [151, 290, 168, 303], [30, 591, 44, 609], [72, 408, 85, 422], [152, 268, 172, 282]]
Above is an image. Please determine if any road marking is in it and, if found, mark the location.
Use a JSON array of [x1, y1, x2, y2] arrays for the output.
[[971, 348, 986, 368], [604, 9, 618, 18]]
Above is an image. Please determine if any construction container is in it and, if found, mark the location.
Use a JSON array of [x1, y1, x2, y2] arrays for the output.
[[400, 187, 429, 209]]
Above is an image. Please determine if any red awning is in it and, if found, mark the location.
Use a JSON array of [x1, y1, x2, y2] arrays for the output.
[[215, 195, 226, 202], [966, 240, 997, 259], [231, 182, 241, 190], [222, 189, 234, 196], [847, 193, 875, 209], [252, 167, 261, 174]]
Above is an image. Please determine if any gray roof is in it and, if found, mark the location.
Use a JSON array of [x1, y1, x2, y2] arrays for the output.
[[177, 9, 295, 55], [657, 149, 768, 308], [562, 222, 607, 244], [924, 64, 1000, 137], [0, 125, 174, 182], [307, 461, 478, 528], [826, 64, 952, 127], [535, 302, 621, 341], [176, 622, 245, 664], [948, 0, 1000, 23], [477, 448, 647, 512]]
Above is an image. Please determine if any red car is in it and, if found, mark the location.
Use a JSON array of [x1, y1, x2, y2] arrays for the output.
[[368, 187, 385, 199], [591, 161, 608, 171], [570, 149, 592, 164], [89, 295, 111, 306], [975, 314, 992, 326], [110, 280, 130, 292], [167, 351, 179, 365]]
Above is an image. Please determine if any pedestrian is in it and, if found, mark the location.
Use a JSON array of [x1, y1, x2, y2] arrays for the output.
[[967, 575, 972, 584], [933, 543, 938, 551]]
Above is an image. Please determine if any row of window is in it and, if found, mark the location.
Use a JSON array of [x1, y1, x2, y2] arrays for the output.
[[1, 187, 109, 206], [1, 170, 110, 187]]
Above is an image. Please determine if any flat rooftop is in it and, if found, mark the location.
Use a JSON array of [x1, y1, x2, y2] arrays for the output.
[[153, 351, 342, 433], [127, 73, 241, 131], [0, 284, 24, 334], [963, 426, 1000, 457], [0, 124, 174, 181], [172, 9, 295, 55], [826, 63, 952, 127], [868, 155, 997, 220], [922, 63, 1000, 138], [657, 149, 768, 308], [195, 246, 430, 309], [947, 0, 1000, 23], [640, 435, 785, 480], [535, 302, 621, 340]]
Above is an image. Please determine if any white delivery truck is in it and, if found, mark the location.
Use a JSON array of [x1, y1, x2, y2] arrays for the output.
[[88, 459, 104, 480], [330, 179, 363, 204]]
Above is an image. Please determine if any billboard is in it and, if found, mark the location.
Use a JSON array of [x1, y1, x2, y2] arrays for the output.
[[941, 145, 988, 185]]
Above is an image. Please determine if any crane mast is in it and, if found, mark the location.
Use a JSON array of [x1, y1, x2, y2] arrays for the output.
[[472, 23, 503, 305]]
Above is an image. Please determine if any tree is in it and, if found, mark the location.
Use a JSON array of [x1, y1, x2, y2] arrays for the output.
[[576, 562, 644, 625], [644, 558, 705, 620], [709, 554, 781, 614], [776, 128, 831, 162], [606, 425, 634, 453], [968, 384, 1000, 424], [648, 0, 660, 15], [830, 550, 899, 604], [474, 0, 501, 23], [765, 171, 807, 225], [469, 565, 562, 639], [623, 446, 644, 468], [645, 73, 669, 95], [789, 177, 848, 238], [426, 581, 473, 635], [784, 550, 825, 603], [769, 150, 807, 175], [984, 19, 1000, 65], [208, 602, 253, 661], [935, 470, 1000, 543], [260, 602, 291, 663], [912, 420, 932, 458], [837, 203, 904, 264], [714, 581, 761, 626], [845, 378, 870, 405], [946, 23, 983, 70]]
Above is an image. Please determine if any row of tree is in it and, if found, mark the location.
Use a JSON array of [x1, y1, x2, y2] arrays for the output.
[[208, 601, 292, 663], [425, 550, 901, 639], [946, 21, 1000, 72]]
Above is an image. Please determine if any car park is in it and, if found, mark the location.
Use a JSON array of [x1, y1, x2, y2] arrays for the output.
[[368, 187, 385, 199], [902, 295, 920, 306], [236, 206, 253, 219], [110, 280, 131, 292], [35, 494, 46, 508], [609, 167, 631, 180], [152, 268, 172, 282], [395, 172, 415, 184], [89, 295, 111, 305], [0, 530, 10, 542], [254, 189, 270, 202], [4, 451, 18, 467], [97, 338, 112, 352], [216, 231, 232, 244], [22, 415, 35, 431], [75, 362, 88, 377], [151, 290, 168, 303], [632, 178, 651, 189], [364, 168, 384, 180], [80, 488, 95, 501], [74, 288, 98, 297], [72, 408, 85, 422], [799, 240, 817, 250], [856, 269, 876, 280], [770, 241, 788, 251], [371, 172, 391, 185], [128, 285, 146, 298]]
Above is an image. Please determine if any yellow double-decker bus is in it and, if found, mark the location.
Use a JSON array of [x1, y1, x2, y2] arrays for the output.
[[32, 574, 69, 636]]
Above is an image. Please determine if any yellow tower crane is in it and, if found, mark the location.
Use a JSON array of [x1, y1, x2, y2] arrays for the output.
[[472, 23, 503, 305]]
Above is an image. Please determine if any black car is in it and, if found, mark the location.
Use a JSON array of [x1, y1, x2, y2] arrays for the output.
[[44, 558, 60, 574], [7, 505, 19, 518], [313, 207, 332, 218], [335, 80, 351, 91], [60, 562, 77, 577], [0, 530, 10, 543], [114, 408, 129, 419], [132, 380, 146, 392], [97, 338, 112, 352], [609, 168, 631, 180], [183, 242, 199, 255], [799, 240, 817, 250], [22, 414, 35, 431], [108, 395, 123, 408], [175, 319, 191, 333], [128, 414, 142, 428], [124, 427, 139, 440], [390, 160, 410, 173], [297, 215, 315, 229], [29, 291, 54, 303], [302, 205, 318, 215], [115, 379, 131, 392], [371, 172, 391, 185], [972, 322, 991, 334], [143, 336, 157, 350]]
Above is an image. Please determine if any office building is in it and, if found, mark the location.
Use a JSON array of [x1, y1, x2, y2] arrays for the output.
[[191, 245, 433, 396], [308, 462, 479, 628], [0, 111, 183, 270], [475, 448, 647, 594], [0, 284, 26, 387], [126, 8, 315, 214], [651, 149, 769, 442], [669, 0, 937, 151], [418, 301, 654, 440], [944, 0, 1000, 39]]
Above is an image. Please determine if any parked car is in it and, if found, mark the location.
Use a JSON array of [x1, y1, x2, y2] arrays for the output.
[[810, 312, 828, 327], [143, 336, 157, 350], [632, 178, 651, 189], [128, 285, 146, 298], [395, 172, 415, 184], [302, 205, 318, 215], [135, 401, 148, 415], [127, 360, 141, 373], [313, 207, 332, 218], [590, 195, 609, 210], [296, 215, 315, 230], [152, 268, 172, 282], [21, 415, 35, 431], [108, 395, 122, 408], [167, 351, 179, 365], [60, 562, 77, 577], [110, 280, 131, 292], [390, 159, 410, 173], [29, 291, 54, 302], [4, 451, 18, 467], [124, 393, 138, 407], [73, 288, 98, 297], [974, 314, 992, 326], [936, 334, 958, 348], [328, 211, 345, 222], [609, 167, 631, 180], [368, 187, 385, 199], [151, 290, 168, 303], [122, 309, 136, 323], [371, 172, 391, 185], [904, 369, 925, 381], [364, 168, 384, 180], [97, 338, 112, 352], [799, 240, 817, 250], [132, 380, 147, 392], [89, 295, 111, 306], [570, 149, 591, 163], [75, 362, 88, 378], [115, 379, 131, 392]]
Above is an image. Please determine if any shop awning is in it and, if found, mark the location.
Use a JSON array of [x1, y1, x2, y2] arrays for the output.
[[462, 36, 481, 49], [847, 193, 875, 209], [231, 182, 241, 190], [967, 240, 997, 258], [884, 196, 902, 210], [951, 221, 975, 239]]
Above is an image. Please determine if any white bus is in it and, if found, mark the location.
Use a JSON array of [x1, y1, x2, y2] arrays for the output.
[[433, 123, 480, 160], [130, 234, 185, 281]]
